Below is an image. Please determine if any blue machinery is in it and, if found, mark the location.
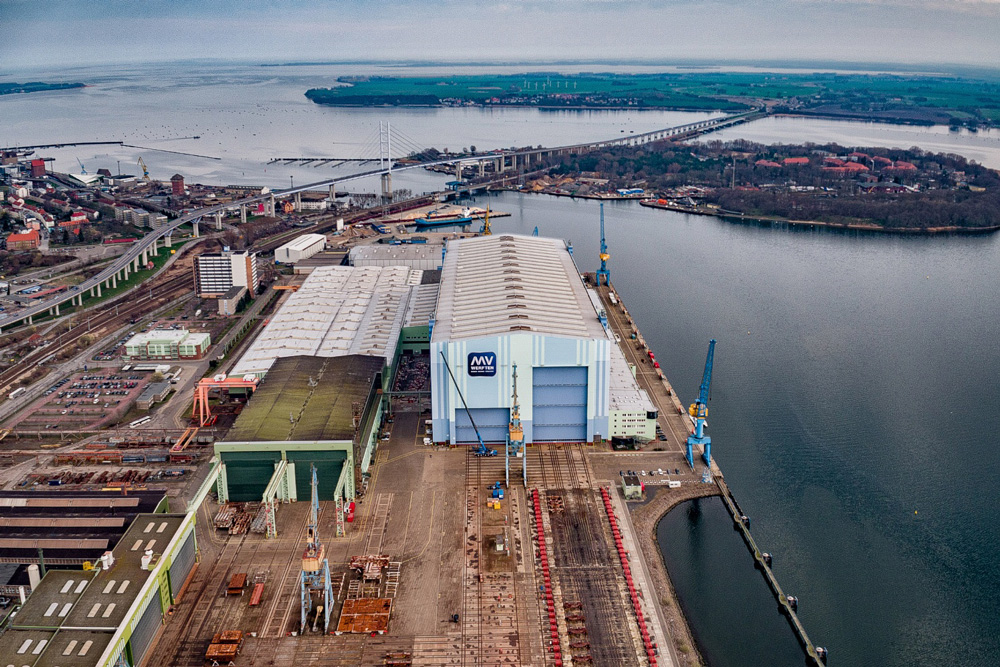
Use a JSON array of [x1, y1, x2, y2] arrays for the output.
[[300, 465, 333, 634], [506, 364, 527, 487], [439, 351, 498, 457], [596, 203, 610, 286], [686, 339, 717, 470]]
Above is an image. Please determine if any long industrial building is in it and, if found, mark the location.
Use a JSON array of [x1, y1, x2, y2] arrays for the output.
[[0, 512, 196, 667], [213, 233, 655, 508], [215, 264, 437, 514], [431, 234, 617, 444]]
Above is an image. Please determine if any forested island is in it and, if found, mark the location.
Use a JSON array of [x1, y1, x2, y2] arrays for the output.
[[0, 81, 85, 95], [306, 71, 1000, 128], [536, 141, 1000, 231]]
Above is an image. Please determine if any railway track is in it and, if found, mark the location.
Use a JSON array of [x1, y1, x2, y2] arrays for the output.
[[0, 273, 191, 396], [462, 451, 484, 666]]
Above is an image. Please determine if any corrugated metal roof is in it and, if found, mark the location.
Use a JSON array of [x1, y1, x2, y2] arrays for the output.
[[432, 234, 605, 342], [279, 233, 326, 252], [227, 355, 382, 443], [231, 265, 420, 377], [0, 517, 126, 528], [0, 538, 110, 549]]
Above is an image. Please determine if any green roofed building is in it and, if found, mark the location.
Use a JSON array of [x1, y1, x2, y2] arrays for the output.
[[214, 355, 383, 538]]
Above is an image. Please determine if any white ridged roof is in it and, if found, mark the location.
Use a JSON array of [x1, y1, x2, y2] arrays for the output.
[[432, 234, 605, 342], [231, 265, 421, 376]]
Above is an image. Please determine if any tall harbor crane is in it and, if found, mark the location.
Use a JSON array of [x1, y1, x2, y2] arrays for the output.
[[686, 339, 716, 469], [137, 157, 150, 181], [300, 465, 333, 634], [596, 203, 610, 286], [505, 364, 526, 487]]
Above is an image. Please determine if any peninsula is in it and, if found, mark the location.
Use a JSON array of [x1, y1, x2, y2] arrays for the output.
[[528, 141, 1000, 232], [306, 71, 1000, 128]]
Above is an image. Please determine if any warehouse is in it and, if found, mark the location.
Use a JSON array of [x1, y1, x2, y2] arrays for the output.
[[230, 265, 427, 380], [0, 490, 169, 569], [0, 512, 196, 667], [431, 234, 612, 445], [214, 355, 383, 527], [349, 243, 442, 271], [274, 233, 326, 264]]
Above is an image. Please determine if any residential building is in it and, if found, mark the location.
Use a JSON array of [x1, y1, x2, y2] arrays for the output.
[[6, 229, 40, 250], [194, 250, 259, 297]]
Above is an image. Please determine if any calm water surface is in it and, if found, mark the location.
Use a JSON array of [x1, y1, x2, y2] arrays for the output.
[[5, 62, 1000, 667], [487, 192, 1000, 667]]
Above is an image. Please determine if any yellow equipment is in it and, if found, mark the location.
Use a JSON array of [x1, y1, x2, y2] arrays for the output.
[[137, 157, 150, 181]]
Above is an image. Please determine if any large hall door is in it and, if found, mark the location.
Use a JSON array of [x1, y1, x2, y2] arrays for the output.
[[532, 367, 588, 443], [455, 407, 510, 444]]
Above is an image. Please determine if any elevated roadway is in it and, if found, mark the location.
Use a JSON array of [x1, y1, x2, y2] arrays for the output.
[[1, 110, 760, 332]]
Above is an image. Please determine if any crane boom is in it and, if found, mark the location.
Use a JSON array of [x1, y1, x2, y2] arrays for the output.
[[439, 351, 496, 457], [697, 339, 716, 406], [686, 339, 717, 469]]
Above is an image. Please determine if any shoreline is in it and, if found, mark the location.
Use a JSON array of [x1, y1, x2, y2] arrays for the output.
[[637, 198, 1000, 235], [630, 484, 721, 667]]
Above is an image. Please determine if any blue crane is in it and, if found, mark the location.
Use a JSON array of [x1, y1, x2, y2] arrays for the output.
[[596, 203, 610, 286], [439, 351, 497, 457], [686, 339, 716, 469], [300, 465, 333, 634]]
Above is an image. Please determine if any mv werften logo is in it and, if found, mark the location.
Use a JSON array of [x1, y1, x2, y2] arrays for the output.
[[467, 352, 497, 377]]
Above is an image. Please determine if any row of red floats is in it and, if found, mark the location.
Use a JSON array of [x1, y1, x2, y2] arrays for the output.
[[600, 487, 659, 666], [531, 488, 564, 667]]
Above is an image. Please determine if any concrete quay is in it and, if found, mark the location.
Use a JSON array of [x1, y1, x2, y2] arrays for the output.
[[596, 282, 827, 667]]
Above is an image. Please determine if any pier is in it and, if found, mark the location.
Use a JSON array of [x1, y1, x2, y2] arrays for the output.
[[596, 282, 827, 666]]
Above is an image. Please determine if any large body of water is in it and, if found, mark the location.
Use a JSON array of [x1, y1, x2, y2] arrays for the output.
[[5, 62, 1000, 667]]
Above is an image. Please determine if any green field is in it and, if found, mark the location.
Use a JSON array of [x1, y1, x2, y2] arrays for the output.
[[306, 72, 1000, 125]]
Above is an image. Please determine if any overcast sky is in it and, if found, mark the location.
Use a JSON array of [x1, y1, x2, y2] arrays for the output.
[[1, 0, 999, 71]]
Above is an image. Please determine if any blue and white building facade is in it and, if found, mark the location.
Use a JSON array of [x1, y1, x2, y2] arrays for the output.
[[431, 234, 613, 444]]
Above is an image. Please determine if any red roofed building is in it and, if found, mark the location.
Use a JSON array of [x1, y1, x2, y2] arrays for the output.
[[890, 161, 918, 171], [6, 229, 40, 251], [783, 157, 810, 166], [30, 159, 46, 178], [844, 162, 870, 172], [849, 152, 870, 160], [70, 211, 88, 223], [171, 174, 185, 196], [755, 159, 781, 168], [824, 157, 846, 167], [873, 156, 893, 166]]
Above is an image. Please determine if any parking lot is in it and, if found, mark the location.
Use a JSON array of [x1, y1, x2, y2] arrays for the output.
[[3, 371, 154, 432]]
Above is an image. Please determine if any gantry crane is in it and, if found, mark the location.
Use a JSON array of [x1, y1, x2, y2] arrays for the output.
[[686, 339, 716, 469], [137, 157, 150, 181], [596, 203, 610, 286], [300, 465, 333, 634], [506, 364, 526, 487]]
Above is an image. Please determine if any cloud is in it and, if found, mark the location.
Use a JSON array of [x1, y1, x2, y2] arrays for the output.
[[0, 0, 998, 70]]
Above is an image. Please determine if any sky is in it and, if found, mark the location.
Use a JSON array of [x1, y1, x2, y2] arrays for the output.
[[1, 0, 999, 72]]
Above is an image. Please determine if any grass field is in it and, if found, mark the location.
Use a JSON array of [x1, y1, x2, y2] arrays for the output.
[[306, 71, 1000, 125]]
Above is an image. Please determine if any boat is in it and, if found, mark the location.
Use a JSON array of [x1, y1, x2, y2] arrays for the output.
[[413, 207, 477, 228], [414, 216, 474, 229]]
